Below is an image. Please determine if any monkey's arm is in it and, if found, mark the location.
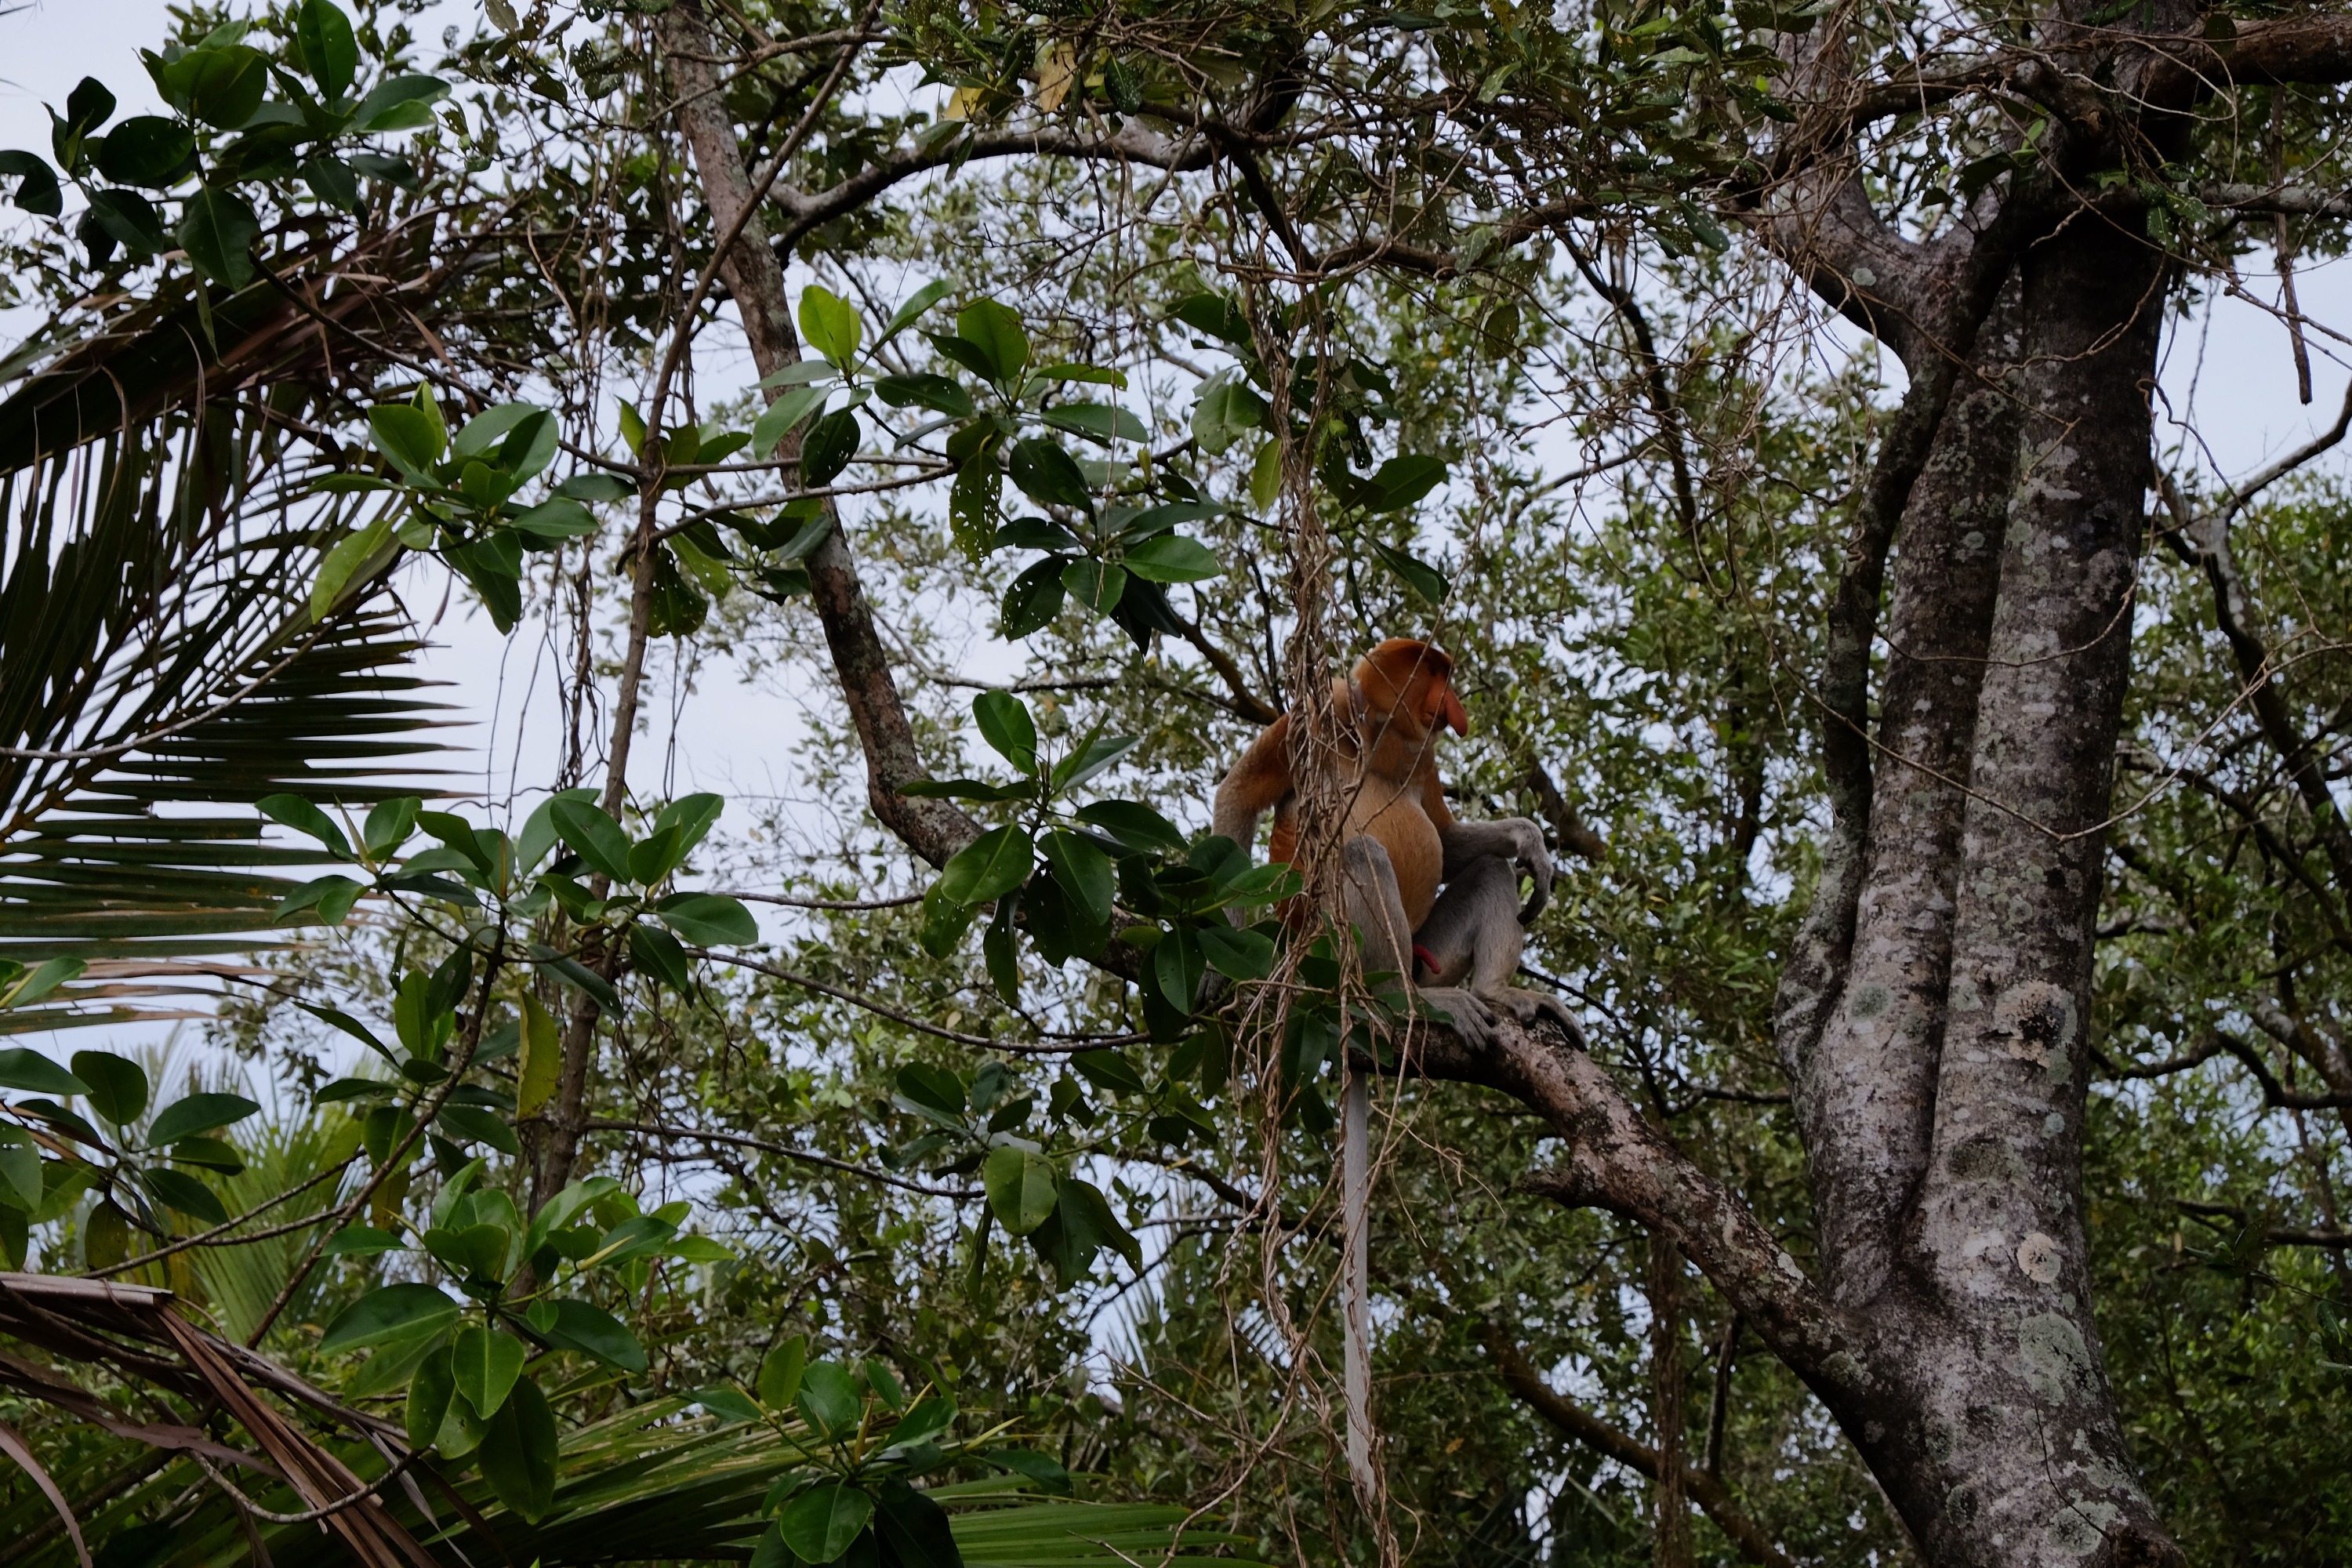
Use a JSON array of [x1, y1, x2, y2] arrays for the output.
[[1439, 816, 1553, 924], [1211, 713, 1294, 851]]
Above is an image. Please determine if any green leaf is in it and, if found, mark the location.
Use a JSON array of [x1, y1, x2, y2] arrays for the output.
[[1166, 291, 1251, 347], [973, 690, 1039, 775], [1000, 557, 1067, 638], [1041, 831, 1116, 928], [655, 892, 758, 946], [752, 384, 829, 455], [1007, 439, 1093, 512], [71, 1051, 147, 1124], [480, 1374, 557, 1522], [800, 408, 861, 488], [0, 1127, 44, 1212], [370, 401, 445, 481], [938, 826, 1035, 907], [0, 151, 62, 217], [321, 1283, 463, 1352], [296, 0, 361, 98], [954, 299, 1030, 384], [550, 798, 632, 883], [1367, 453, 1448, 511], [1072, 800, 1186, 853], [1154, 926, 1205, 1010], [983, 1145, 1058, 1235], [140, 1166, 227, 1225], [1123, 534, 1221, 583], [407, 1343, 455, 1448], [96, 117, 193, 187], [257, 793, 354, 858], [627, 922, 691, 991], [873, 372, 975, 418], [695, 1385, 764, 1424], [452, 1324, 526, 1419], [0, 1050, 89, 1096], [516, 993, 561, 1117], [364, 797, 421, 858], [795, 1360, 865, 1437], [1042, 402, 1149, 445], [1369, 539, 1450, 603], [437, 1103, 522, 1156], [1060, 558, 1125, 615], [758, 1335, 808, 1408], [1198, 922, 1277, 980], [146, 1092, 260, 1147], [874, 1478, 960, 1568], [881, 279, 954, 342], [310, 513, 394, 619], [798, 285, 862, 367], [539, 1298, 646, 1371], [1054, 732, 1143, 792], [322, 1225, 403, 1256], [1191, 374, 1266, 456], [177, 187, 260, 289], [1035, 361, 1128, 388], [350, 73, 450, 133], [780, 1483, 875, 1564], [169, 46, 268, 129]]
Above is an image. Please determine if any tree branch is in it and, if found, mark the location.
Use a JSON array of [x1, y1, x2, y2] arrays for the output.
[[1484, 1327, 1792, 1568]]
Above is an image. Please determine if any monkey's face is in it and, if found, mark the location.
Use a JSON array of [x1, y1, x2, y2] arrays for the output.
[[1356, 638, 1470, 741]]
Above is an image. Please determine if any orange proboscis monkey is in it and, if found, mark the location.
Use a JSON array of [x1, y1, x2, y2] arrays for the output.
[[1209, 637, 1573, 1508], [1210, 637, 1571, 1043]]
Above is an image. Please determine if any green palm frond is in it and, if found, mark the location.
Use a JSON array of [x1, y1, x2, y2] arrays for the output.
[[0, 250, 466, 1033], [6, 1396, 1270, 1568]]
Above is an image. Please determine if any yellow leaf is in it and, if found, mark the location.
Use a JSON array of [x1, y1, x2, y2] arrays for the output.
[[518, 993, 559, 1117], [945, 85, 983, 121], [1034, 43, 1077, 114]]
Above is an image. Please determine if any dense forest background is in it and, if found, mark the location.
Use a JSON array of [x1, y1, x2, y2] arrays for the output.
[[0, 0, 2348, 1565]]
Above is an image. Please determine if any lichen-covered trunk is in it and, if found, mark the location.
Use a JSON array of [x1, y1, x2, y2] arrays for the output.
[[1784, 216, 2182, 1566]]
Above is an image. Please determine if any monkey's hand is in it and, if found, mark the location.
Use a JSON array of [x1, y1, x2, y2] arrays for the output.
[[1442, 818, 1553, 925]]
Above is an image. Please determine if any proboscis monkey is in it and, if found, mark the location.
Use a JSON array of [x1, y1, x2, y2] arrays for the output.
[[1210, 638, 1573, 1505], [1210, 637, 1572, 1043]]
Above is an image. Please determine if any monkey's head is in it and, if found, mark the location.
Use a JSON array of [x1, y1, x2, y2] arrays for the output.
[[1354, 637, 1469, 739]]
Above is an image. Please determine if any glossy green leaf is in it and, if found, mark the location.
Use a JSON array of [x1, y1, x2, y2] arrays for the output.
[[140, 1166, 226, 1225], [1007, 438, 1093, 512], [95, 117, 192, 187], [758, 1334, 808, 1408], [549, 798, 632, 883], [1042, 401, 1149, 445], [880, 278, 953, 341], [437, 1103, 521, 1156], [800, 408, 861, 487], [1122, 534, 1221, 583], [541, 1298, 647, 1372], [780, 1483, 875, 1565], [873, 1477, 960, 1568], [973, 690, 1038, 775], [407, 1343, 455, 1449], [479, 1374, 557, 1521], [350, 73, 450, 133], [146, 1092, 260, 1147], [795, 1359, 865, 1437], [296, 0, 361, 98], [953, 299, 1030, 383], [798, 285, 862, 367], [0, 1050, 89, 1097], [321, 1283, 462, 1352], [983, 1145, 1058, 1235], [177, 187, 260, 289], [1072, 799, 1186, 853], [71, 1051, 147, 1124], [937, 826, 1034, 907], [655, 893, 758, 946], [452, 1325, 526, 1418]]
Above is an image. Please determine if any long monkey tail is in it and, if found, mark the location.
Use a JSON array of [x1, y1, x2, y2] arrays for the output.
[[1341, 1065, 1380, 1519]]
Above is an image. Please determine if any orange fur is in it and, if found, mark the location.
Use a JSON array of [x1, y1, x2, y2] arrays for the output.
[[1217, 639, 1466, 927]]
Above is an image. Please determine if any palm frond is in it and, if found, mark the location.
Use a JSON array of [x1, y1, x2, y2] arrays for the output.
[[0, 245, 468, 1031]]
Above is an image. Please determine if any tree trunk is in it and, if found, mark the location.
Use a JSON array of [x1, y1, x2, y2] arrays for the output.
[[1782, 212, 2180, 1567]]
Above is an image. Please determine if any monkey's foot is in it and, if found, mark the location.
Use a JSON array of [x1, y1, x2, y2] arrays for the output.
[[1490, 986, 1580, 1036], [1414, 985, 1499, 1048]]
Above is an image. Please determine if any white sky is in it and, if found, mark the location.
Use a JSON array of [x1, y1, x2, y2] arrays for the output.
[[5, 0, 2351, 1059]]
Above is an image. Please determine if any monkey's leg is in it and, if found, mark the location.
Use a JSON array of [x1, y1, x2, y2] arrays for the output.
[[1341, 1062, 1376, 1511], [1340, 837, 1497, 1045], [1415, 855, 1578, 1033]]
